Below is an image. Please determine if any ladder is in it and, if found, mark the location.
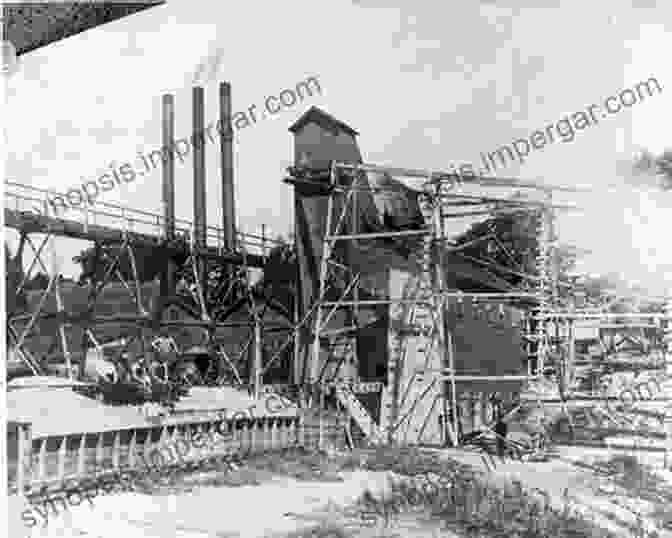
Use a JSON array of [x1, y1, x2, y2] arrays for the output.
[[334, 384, 386, 445], [384, 184, 457, 445]]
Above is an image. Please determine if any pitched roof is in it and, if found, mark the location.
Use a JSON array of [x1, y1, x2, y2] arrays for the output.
[[289, 106, 359, 137]]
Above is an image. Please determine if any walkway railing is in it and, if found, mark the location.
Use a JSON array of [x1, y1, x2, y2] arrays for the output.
[[4, 181, 285, 259]]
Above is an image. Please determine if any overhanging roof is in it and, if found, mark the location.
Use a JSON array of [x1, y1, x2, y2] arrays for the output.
[[289, 106, 359, 137], [4, 2, 165, 56]]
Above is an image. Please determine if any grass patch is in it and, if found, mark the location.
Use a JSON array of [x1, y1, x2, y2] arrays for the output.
[[349, 472, 618, 538], [129, 447, 353, 495], [326, 446, 621, 538]]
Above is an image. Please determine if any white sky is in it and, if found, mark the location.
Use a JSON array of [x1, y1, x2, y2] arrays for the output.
[[5, 0, 672, 293]]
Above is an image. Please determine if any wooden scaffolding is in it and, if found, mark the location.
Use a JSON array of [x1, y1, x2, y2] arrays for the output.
[[303, 160, 570, 447]]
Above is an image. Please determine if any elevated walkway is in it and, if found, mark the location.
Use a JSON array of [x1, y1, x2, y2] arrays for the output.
[[5, 181, 276, 268]]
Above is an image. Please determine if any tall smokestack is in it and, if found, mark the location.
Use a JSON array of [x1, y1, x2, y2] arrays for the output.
[[162, 94, 175, 242], [193, 86, 207, 294], [154, 93, 177, 325], [220, 82, 236, 251]]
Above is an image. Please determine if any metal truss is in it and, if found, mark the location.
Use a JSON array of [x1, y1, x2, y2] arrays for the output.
[[4, 181, 293, 398]]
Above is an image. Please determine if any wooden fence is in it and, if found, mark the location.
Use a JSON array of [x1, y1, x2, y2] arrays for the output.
[[8, 416, 303, 494], [7, 411, 355, 495]]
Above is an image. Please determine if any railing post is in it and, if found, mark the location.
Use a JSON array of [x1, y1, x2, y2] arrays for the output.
[[298, 416, 304, 448], [12, 422, 32, 494], [270, 418, 277, 450], [37, 439, 47, 483], [95, 432, 104, 472], [112, 431, 121, 469], [77, 433, 86, 479], [128, 430, 137, 470], [261, 224, 266, 259], [57, 435, 67, 482]]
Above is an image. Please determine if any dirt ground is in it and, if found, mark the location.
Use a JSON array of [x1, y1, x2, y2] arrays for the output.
[[9, 445, 672, 538]]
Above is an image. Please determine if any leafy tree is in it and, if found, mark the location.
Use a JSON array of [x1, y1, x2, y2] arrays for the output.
[[453, 209, 546, 286], [451, 208, 586, 305]]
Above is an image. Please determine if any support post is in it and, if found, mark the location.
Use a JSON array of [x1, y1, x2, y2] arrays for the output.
[[435, 182, 457, 447], [536, 200, 553, 378], [253, 316, 262, 399], [310, 162, 337, 395], [293, 280, 302, 385], [319, 390, 325, 450], [50, 235, 73, 379], [350, 172, 359, 377]]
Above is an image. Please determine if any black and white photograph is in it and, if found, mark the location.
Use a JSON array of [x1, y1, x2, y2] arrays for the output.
[[2, 1, 672, 536]]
